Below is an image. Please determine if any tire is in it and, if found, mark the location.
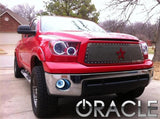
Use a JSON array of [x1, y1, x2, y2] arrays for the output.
[[14, 56, 23, 78], [31, 66, 58, 118], [117, 87, 145, 99]]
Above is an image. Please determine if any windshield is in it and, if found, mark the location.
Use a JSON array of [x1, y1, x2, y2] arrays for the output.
[[41, 16, 106, 33]]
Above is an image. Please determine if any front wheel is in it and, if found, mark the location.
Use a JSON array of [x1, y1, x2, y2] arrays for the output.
[[14, 56, 23, 78], [31, 66, 58, 118]]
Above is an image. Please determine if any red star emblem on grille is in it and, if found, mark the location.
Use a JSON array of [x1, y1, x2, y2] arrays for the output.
[[116, 48, 125, 60]]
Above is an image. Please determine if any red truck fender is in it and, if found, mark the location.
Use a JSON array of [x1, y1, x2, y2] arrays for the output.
[[31, 47, 45, 62]]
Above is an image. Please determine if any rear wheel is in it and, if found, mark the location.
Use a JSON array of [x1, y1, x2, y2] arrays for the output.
[[31, 66, 58, 118], [117, 87, 145, 99], [14, 56, 23, 78]]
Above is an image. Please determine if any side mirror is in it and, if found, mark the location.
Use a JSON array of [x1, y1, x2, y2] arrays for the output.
[[17, 25, 36, 34]]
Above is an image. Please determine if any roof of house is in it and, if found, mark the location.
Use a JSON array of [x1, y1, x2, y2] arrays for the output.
[[0, 4, 29, 25], [0, 3, 7, 14]]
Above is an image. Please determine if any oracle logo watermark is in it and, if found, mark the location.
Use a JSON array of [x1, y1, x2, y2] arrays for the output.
[[76, 99, 158, 118]]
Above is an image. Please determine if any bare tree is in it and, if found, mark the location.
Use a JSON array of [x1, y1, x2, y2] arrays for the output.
[[153, 19, 160, 61], [105, 0, 160, 61], [105, 0, 160, 23], [100, 20, 126, 32], [101, 20, 156, 45], [12, 4, 37, 22]]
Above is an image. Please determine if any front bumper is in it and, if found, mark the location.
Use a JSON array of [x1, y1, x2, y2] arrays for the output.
[[45, 68, 153, 96], [43, 60, 153, 74]]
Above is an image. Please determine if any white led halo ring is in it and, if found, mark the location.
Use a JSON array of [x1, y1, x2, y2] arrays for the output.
[[53, 41, 67, 55], [67, 47, 76, 55], [56, 79, 65, 89]]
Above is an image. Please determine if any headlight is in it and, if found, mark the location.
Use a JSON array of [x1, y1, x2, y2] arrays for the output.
[[53, 41, 66, 55], [141, 42, 148, 59], [141, 42, 148, 55], [67, 47, 76, 55], [49, 41, 80, 56]]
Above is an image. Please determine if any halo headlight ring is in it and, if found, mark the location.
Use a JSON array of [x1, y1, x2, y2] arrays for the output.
[[141, 43, 148, 55], [67, 47, 77, 55], [53, 41, 67, 55]]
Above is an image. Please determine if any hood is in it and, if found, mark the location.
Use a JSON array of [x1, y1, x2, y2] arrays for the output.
[[40, 31, 139, 42]]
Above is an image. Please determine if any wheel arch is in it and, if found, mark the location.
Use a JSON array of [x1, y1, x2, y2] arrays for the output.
[[31, 56, 43, 72], [30, 47, 45, 72]]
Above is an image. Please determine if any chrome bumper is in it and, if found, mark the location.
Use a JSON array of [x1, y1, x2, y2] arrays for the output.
[[45, 68, 153, 96]]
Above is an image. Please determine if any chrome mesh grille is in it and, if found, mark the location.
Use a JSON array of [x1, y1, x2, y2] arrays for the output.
[[85, 43, 144, 64]]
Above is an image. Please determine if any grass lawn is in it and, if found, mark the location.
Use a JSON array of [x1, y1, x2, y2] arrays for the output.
[[148, 47, 154, 54], [0, 48, 7, 54], [148, 47, 160, 80], [153, 62, 160, 80]]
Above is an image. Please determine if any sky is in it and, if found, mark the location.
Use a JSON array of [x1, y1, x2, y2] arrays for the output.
[[0, 0, 160, 24]]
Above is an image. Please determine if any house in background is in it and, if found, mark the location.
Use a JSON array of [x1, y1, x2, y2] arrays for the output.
[[0, 4, 29, 44]]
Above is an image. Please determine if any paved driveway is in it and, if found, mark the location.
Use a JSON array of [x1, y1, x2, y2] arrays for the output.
[[0, 56, 14, 68], [0, 69, 159, 119], [0, 45, 15, 68]]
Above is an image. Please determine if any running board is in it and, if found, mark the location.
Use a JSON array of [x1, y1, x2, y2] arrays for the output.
[[21, 69, 31, 83]]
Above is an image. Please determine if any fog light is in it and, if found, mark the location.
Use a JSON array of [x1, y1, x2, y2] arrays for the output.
[[56, 79, 65, 89], [56, 79, 71, 90]]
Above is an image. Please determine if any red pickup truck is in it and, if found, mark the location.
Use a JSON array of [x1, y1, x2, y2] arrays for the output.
[[15, 16, 153, 118]]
